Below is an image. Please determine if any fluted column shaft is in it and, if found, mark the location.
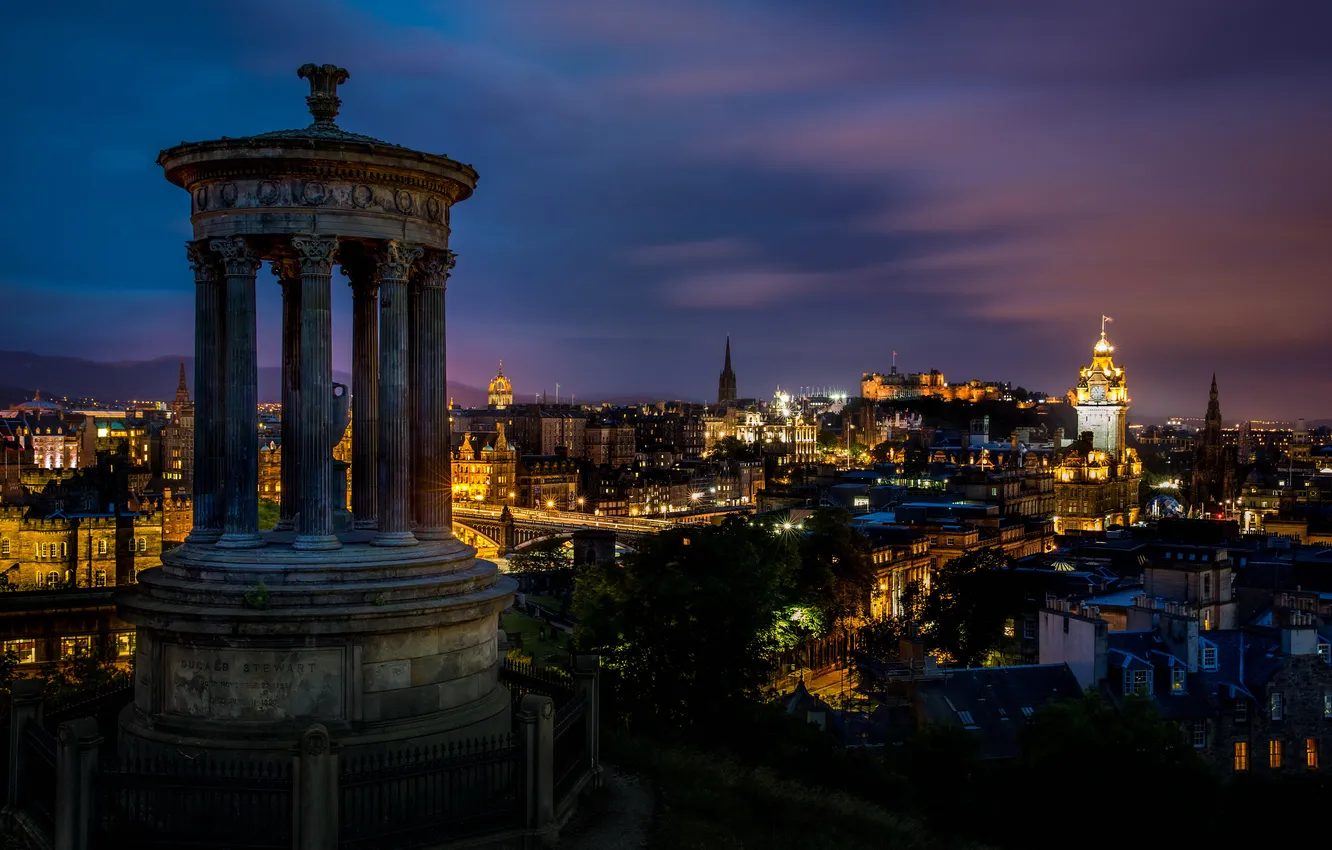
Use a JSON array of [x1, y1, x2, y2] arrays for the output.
[[291, 235, 341, 550], [186, 241, 224, 543], [274, 260, 301, 531], [414, 249, 456, 539], [408, 278, 423, 527], [374, 241, 423, 546], [348, 266, 380, 529], [210, 236, 262, 548]]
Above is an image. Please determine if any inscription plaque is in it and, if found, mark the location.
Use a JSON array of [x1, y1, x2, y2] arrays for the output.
[[165, 645, 346, 721]]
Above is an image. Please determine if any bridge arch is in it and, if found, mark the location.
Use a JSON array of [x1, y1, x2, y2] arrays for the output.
[[452, 521, 501, 555]]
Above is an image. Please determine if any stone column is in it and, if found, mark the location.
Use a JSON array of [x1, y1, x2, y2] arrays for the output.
[[273, 259, 301, 532], [344, 257, 379, 530], [294, 724, 338, 850], [291, 235, 341, 551], [211, 236, 263, 548], [186, 241, 224, 543], [374, 241, 423, 547], [54, 717, 101, 850], [413, 249, 456, 540], [6, 679, 43, 813], [517, 694, 555, 837]]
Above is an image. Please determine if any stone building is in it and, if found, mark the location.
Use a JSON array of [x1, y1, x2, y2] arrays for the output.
[[161, 360, 194, 490], [862, 526, 931, 619], [585, 420, 636, 467], [0, 503, 163, 590], [861, 366, 1004, 403], [1054, 323, 1141, 533]]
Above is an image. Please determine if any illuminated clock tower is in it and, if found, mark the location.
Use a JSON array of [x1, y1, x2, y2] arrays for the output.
[[1071, 319, 1128, 459]]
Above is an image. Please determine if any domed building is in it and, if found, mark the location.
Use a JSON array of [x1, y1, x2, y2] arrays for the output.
[[487, 361, 513, 409], [9, 390, 63, 415], [1054, 321, 1142, 534]]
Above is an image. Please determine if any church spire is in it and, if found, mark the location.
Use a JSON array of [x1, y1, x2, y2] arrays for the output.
[[717, 335, 737, 405]]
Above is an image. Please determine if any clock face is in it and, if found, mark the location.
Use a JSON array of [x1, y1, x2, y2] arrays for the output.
[[1090, 383, 1106, 401]]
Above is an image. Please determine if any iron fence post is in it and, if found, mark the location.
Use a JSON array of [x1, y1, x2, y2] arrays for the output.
[[54, 716, 100, 850]]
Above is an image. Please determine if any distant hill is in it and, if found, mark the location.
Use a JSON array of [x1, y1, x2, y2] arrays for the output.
[[0, 351, 486, 407]]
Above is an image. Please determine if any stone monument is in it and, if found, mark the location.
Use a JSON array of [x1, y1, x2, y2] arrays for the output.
[[117, 64, 515, 760]]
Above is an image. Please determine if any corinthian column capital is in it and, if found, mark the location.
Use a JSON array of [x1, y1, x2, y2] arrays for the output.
[[186, 240, 221, 283], [376, 240, 424, 281], [209, 236, 261, 276], [291, 235, 340, 276], [418, 249, 456, 290]]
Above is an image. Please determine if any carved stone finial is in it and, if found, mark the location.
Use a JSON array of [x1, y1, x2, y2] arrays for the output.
[[297, 64, 351, 128]]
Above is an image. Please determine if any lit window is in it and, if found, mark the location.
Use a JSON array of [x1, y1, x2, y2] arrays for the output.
[[1307, 738, 1320, 770], [1171, 669, 1186, 693], [98, 539, 107, 555], [1269, 739, 1284, 769], [60, 635, 92, 659], [94, 571, 106, 588], [113, 632, 135, 658], [1233, 741, 1249, 772], [1271, 692, 1284, 721], [3, 639, 36, 664], [1003, 619, 1015, 638]]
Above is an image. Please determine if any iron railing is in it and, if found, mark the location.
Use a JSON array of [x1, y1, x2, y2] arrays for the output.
[[93, 755, 294, 849], [552, 690, 590, 803], [17, 720, 57, 836], [499, 657, 574, 715], [339, 736, 525, 850]]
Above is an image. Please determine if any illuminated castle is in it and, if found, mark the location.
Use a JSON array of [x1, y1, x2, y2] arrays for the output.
[[1054, 320, 1141, 534], [487, 361, 513, 409]]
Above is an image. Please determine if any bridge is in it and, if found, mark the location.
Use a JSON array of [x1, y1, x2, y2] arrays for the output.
[[450, 503, 753, 557]]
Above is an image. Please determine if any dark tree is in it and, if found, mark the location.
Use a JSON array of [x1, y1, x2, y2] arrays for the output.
[[572, 518, 799, 735], [507, 539, 574, 573], [912, 547, 1017, 668], [794, 508, 878, 627], [711, 436, 761, 461]]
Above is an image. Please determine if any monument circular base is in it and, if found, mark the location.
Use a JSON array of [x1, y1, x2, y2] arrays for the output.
[[116, 531, 516, 764]]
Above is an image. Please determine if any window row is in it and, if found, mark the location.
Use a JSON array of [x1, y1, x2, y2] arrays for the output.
[[1234, 738, 1320, 772], [1, 538, 149, 559], [2, 631, 135, 664]]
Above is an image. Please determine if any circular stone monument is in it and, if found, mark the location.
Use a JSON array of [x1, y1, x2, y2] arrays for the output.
[[117, 64, 515, 760]]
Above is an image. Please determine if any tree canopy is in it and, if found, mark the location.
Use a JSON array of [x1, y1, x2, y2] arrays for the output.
[[905, 546, 1018, 668], [573, 517, 800, 734]]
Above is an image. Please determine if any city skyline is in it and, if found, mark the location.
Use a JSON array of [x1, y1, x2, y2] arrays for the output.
[[5, 1, 1332, 420]]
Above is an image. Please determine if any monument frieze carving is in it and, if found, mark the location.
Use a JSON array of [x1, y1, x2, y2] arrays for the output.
[[187, 176, 452, 235]]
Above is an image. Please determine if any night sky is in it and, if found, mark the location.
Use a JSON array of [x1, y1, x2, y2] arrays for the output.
[[4, 1, 1331, 421]]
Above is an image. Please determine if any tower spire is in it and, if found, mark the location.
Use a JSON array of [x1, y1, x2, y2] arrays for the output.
[[717, 335, 737, 405]]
